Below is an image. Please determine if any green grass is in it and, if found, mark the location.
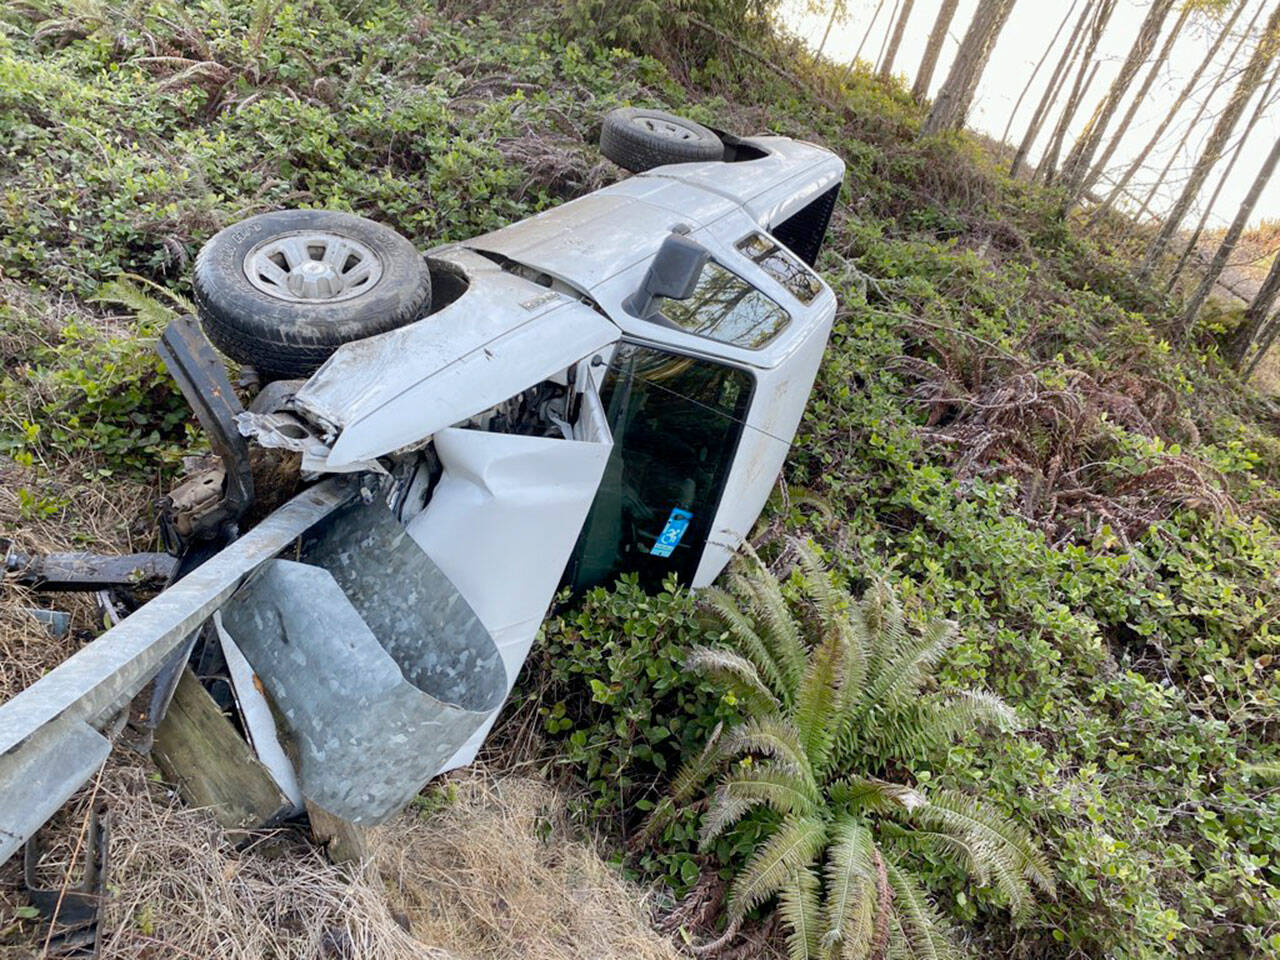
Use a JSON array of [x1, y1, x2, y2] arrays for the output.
[[1, 3, 1279, 959]]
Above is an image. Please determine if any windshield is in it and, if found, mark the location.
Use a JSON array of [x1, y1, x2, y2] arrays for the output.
[[566, 343, 753, 592]]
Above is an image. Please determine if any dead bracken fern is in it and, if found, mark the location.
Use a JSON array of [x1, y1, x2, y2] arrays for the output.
[[894, 321, 1237, 545]]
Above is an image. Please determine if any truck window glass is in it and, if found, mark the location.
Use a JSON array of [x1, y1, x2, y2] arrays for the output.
[[655, 262, 790, 349], [736, 232, 822, 304], [566, 344, 752, 593]]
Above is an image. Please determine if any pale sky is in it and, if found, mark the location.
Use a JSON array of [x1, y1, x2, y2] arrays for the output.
[[781, 0, 1280, 230]]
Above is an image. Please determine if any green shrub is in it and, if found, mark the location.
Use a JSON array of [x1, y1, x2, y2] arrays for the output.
[[646, 546, 1053, 958], [519, 576, 737, 889]]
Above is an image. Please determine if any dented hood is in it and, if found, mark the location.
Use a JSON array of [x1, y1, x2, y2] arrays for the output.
[[293, 249, 619, 468]]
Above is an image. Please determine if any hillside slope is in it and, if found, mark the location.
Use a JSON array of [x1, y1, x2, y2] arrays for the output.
[[1, 3, 1279, 959]]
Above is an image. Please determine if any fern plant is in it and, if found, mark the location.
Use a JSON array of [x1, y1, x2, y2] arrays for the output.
[[648, 544, 1055, 959]]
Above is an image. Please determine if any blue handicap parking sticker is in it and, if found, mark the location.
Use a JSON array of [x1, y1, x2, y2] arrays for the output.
[[651, 508, 693, 558]]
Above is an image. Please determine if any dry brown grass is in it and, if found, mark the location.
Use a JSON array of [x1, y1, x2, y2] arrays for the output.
[[0, 456, 156, 703], [0, 765, 681, 960], [378, 773, 681, 960]]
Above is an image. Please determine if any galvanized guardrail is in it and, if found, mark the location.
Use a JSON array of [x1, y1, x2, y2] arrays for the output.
[[0, 478, 352, 865]]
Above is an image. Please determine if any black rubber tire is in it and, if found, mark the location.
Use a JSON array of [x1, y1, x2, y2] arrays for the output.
[[193, 209, 431, 379], [599, 108, 723, 173]]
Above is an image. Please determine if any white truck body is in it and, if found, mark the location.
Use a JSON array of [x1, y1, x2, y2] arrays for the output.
[[0, 133, 844, 849]]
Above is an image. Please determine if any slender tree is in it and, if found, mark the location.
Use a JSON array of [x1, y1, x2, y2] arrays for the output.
[[1166, 56, 1280, 287], [874, 0, 904, 74], [1001, 0, 1082, 145], [913, 0, 961, 97], [1060, 0, 1179, 198], [814, 1, 846, 60], [1176, 133, 1280, 337], [1091, 0, 1248, 222], [1142, 0, 1280, 276], [1038, 0, 1116, 184], [1244, 310, 1280, 376], [880, 0, 916, 78], [854, 0, 888, 64], [1078, 1, 1192, 198], [1011, 0, 1098, 177], [922, 0, 1019, 134], [1226, 247, 1280, 364], [1133, 0, 1266, 222], [839, 0, 888, 83]]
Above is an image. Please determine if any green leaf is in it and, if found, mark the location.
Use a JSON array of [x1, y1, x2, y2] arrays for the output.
[[727, 815, 827, 921]]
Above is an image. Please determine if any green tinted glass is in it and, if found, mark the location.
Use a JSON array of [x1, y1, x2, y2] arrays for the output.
[[656, 262, 790, 348], [566, 344, 753, 593]]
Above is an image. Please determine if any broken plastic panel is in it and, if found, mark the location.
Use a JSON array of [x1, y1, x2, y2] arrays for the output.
[[405, 423, 614, 770]]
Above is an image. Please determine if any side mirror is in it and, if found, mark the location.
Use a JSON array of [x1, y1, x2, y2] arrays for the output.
[[626, 232, 708, 319]]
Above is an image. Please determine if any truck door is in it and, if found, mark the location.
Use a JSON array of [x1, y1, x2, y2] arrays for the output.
[[565, 342, 753, 593]]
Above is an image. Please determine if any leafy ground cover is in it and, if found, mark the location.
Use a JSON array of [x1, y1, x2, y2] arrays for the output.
[[0, 2, 1278, 959]]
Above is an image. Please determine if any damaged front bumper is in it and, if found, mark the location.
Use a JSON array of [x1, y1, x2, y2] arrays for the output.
[[2, 276, 619, 859]]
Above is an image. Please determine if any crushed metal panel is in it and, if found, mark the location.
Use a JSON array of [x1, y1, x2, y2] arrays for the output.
[[0, 480, 350, 865], [291, 255, 619, 467], [318, 298, 618, 467], [299, 309, 619, 471], [219, 500, 506, 824], [406, 424, 614, 770]]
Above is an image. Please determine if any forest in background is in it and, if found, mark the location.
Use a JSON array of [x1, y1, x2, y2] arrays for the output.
[[0, 0, 1279, 958]]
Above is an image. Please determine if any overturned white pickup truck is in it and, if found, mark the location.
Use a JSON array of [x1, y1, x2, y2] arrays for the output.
[[0, 109, 843, 856]]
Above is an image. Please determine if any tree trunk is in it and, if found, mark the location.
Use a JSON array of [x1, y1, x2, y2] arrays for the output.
[[1166, 57, 1280, 289], [839, 0, 888, 82], [922, 0, 1019, 135], [1242, 315, 1279, 374], [1134, 0, 1265, 224], [1227, 248, 1280, 365], [1001, 0, 1081, 145], [1244, 312, 1280, 376], [1011, 0, 1097, 177], [913, 0, 961, 98], [1176, 133, 1280, 339], [815, 1, 844, 60], [1077, 2, 1190, 198], [1090, 0, 1247, 223], [1037, 0, 1115, 185], [875, 0, 905, 75], [1141, 0, 1280, 277], [880, 0, 916, 78], [1060, 0, 1178, 198]]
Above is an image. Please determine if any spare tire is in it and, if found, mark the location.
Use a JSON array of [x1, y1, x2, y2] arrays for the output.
[[599, 107, 723, 173], [193, 209, 431, 379]]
